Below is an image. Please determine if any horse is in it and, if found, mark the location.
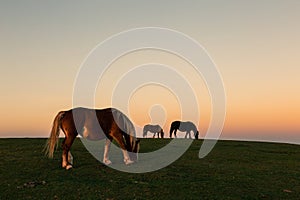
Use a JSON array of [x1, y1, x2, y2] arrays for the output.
[[44, 107, 140, 170], [169, 121, 199, 139], [143, 124, 164, 138]]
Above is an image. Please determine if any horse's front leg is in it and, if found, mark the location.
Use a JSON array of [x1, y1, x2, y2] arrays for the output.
[[103, 139, 112, 165], [174, 129, 177, 138], [112, 133, 134, 165]]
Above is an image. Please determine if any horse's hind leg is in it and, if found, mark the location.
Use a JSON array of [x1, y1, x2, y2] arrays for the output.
[[185, 131, 191, 139], [103, 139, 112, 165], [62, 134, 76, 170]]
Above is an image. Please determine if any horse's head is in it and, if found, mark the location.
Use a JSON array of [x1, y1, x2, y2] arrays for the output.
[[129, 139, 140, 162]]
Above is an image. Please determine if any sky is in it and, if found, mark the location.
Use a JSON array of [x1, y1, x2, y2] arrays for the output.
[[0, 1, 299, 144]]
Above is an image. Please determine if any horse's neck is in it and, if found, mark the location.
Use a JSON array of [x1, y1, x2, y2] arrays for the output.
[[113, 109, 136, 148]]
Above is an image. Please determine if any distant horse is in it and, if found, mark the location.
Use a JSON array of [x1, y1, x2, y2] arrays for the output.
[[169, 121, 199, 139], [44, 107, 140, 170], [143, 124, 164, 138]]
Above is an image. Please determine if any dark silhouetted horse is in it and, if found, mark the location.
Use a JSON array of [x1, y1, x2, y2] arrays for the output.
[[143, 124, 164, 138], [169, 121, 199, 139], [44, 107, 140, 170]]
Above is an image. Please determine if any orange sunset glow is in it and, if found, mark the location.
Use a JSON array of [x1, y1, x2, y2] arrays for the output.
[[0, 1, 299, 145]]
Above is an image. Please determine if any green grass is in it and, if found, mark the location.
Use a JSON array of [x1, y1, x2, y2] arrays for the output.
[[1, 138, 300, 199]]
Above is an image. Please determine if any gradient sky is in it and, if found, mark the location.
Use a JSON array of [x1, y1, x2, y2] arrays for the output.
[[0, 1, 299, 143]]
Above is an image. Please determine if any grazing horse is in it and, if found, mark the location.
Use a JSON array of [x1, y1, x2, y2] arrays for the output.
[[44, 107, 140, 170], [169, 121, 199, 139], [143, 124, 164, 138]]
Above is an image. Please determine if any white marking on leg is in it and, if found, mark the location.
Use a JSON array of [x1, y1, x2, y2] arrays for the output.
[[62, 154, 67, 168], [66, 165, 73, 170], [103, 139, 112, 165], [122, 150, 134, 165]]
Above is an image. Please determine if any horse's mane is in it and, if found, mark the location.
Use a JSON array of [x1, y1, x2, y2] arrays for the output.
[[112, 109, 136, 150]]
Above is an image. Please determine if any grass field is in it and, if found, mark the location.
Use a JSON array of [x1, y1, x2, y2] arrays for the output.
[[1, 138, 300, 199]]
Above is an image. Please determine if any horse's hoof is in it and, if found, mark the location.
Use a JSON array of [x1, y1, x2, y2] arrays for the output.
[[62, 163, 67, 168], [66, 165, 73, 170], [124, 159, 134, 165], [103, 159, 112, 165]]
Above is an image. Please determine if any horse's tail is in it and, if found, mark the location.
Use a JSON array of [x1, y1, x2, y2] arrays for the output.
[[44, 111, 65, 158]]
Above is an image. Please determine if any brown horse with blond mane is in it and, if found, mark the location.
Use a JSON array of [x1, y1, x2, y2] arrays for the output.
[[44, 107, 140, 170]]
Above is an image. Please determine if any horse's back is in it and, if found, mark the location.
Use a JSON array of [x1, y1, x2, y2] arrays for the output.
[[144, 124, 161, 132], [171, 121, 196, 130], [143, 124, 153, 130], [60, 107, 133, 140], [186, 121, 196, 129]]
